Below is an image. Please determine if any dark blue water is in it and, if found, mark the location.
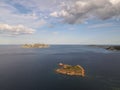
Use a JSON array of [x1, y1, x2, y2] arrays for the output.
[[0, 45, 120, 90]]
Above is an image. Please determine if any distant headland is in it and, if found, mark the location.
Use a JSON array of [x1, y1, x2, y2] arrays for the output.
[[22, 43, 50, 48], [89, 45, 120, 51], [105, 46, 120, 51], [55, 63, 85, 77]]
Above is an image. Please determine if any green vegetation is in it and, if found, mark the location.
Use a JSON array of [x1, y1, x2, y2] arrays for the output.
[[56, 63, 85, 77]]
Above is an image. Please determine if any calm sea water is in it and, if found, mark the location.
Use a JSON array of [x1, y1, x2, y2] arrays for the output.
[[0, 45, 120, 90]]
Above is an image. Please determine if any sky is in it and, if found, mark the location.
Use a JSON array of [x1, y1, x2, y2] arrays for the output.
[[0, 0, 120, 44]]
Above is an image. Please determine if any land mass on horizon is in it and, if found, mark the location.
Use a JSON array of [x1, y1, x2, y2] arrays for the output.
[[105, 46, 120, 51], [22, 43, 50, 48], [89, 45, 120, 51]]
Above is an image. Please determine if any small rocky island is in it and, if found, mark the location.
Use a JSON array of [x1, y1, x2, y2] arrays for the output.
[[56, 63, 85, 77], [22, 43, 49, 48]]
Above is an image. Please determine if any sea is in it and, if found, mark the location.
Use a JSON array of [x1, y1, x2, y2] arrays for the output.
[[0, 45, 120, 90]]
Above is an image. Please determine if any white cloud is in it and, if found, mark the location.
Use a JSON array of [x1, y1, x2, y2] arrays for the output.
[[0, 23, 35, 35], [50, 12, 59, 17], [50, 0, 120, 24], [0, 1, 46, 29], [50, 10, 69, 17], [110, 0, 120, 4], [88, 23, 114, 28]]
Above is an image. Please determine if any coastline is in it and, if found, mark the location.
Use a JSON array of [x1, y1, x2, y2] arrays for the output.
[[22, 43, 50, 48]]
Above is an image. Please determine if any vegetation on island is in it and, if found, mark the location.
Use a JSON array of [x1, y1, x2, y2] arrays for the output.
[[22, 43, 49, 48], [56, 63, 85, 77]]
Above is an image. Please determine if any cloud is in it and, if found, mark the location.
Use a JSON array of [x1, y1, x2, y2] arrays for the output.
[[50, 10, 69, 18], [10, 0, 58, 12], [50, 0, 120, 24], [88, 23, 113, 28], [69, 28, 76, 31], [0, 23, 35, 35], [0, 1, 46, 29], [50, 12, 59, 17], [52, 31, 59, 35], [47, 24, 54, 28]]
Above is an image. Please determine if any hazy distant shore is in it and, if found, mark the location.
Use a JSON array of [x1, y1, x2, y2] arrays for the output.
[[89, 45, 120, 51], [22, 43, 50, 48]]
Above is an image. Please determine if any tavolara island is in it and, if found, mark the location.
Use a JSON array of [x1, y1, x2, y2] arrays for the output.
[[56, 63, 85, 77], [22, 44, 49, 48]]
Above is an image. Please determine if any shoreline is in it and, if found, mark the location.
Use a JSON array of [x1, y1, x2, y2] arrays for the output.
[[56, 63, 85, 77]]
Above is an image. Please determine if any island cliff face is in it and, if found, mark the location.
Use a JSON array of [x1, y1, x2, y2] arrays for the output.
[[56, 63, 85, 77], [22, 43, 49, 48]]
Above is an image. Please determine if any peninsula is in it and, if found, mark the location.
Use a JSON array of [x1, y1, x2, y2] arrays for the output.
[[22, 43, 49, 48], [105, 46, 120, 51], [89, 45, 120, 51], [56, 63, 85, 77]]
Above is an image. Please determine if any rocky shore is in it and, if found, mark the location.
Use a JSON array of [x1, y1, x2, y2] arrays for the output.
[[56, 63, 85, 77]]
